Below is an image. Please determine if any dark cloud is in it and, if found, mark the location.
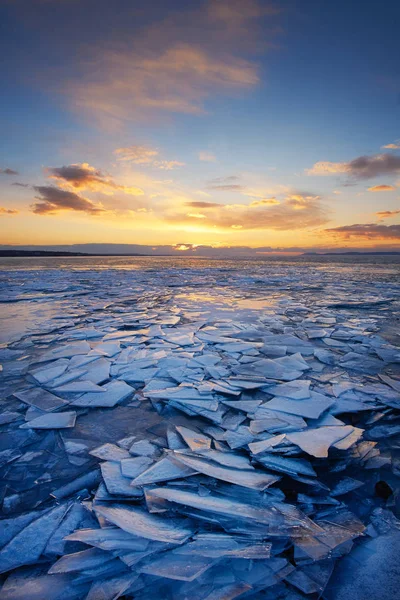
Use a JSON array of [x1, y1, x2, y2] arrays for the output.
[[31, 186, 104, 214], [308, 154, 400, 180], [46, 163, 114, 191], [0, 168, 18, 175], [46, 163, 144, 196], [185, 201, 221, 208], [12, 182, 29, 188], [47, 164, 104, 187], [348, 154, 400, 180], [325, 223, 400, 240]]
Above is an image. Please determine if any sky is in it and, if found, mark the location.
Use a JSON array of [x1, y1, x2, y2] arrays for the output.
[[1, 0, 400, 255]]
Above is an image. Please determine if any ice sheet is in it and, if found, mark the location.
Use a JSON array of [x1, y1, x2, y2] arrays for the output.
[[0, 257, 399, 599]]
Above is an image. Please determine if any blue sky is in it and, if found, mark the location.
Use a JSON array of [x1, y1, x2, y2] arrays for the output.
[[1, 0, 399, 253]]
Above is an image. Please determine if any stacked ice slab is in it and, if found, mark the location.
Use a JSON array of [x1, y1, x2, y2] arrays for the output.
[[0, 266, 399, 600]]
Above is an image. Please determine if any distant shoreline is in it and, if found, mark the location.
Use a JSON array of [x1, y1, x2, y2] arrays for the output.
[[0, 250, 149, 257], [0, 250, 399, 258], [301, 251, 400, 256]]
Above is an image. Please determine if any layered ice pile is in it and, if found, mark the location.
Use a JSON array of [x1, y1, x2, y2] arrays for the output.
[[0, 259, 399, 599]]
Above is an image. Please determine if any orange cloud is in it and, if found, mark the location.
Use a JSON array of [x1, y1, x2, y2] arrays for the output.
[[376, 210, 400, 219], [250, 198, 280, 206], [306, 161, 349, 176], [382, 141, 400, 149], [174, 244, 197, 251], [185, 201, 221, 208], [0, 207, 18, 215], [367, 184, 395, 192], [114, 147, 184, 170], [166, 192, 329, 231], [114, 146, 159, 164], [187, 212, 207, 219]]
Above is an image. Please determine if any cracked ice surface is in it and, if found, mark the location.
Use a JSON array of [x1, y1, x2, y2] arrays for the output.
[[0, 256, 400, 599]]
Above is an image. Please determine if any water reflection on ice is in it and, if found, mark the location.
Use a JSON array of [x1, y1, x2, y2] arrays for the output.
[[0, 301, 69, 343]]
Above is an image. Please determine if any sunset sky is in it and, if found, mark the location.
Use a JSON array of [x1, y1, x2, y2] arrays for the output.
[[1, 0, 399, 254]]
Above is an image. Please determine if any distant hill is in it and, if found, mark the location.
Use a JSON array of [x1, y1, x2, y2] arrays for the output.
[[0, 250, 90, 257], [0, 250, 149, 257], [302, 251, 400, 256]]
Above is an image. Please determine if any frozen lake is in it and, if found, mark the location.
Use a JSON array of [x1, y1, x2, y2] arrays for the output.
[[0, 255, 399, 599]]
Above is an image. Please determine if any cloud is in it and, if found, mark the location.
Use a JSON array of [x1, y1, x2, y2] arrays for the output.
[[0, 168, 18, 175], [114, 146, 159, 164], [307, 153, 400, 180], [284, 194, 321, 211], [344, 154, 400, 179], [31, 186, 104, 215], [306, 161, 348, 176], [155, 160, 185, 171], [0, 207, 18, 215], [68, 43, 259, 128], [185, 201, 221, 208], [205, 177, 287, 201], [46, 163, 144, 195], [187, 212, 207, 219], [114, 147, 184, 170], [12, 182, 29, 188], [376, 210, 400, 219], [367, 184, 395, 192], [208, 184, 245, 191], [207, 176, 244, 192], [199, 151, 217, 162], [325, 223, 400, 240], [208, 0, 279, 25], [167, 192, 329, 231], [173, 244, 197, 252], [250, 198, 280, 206], [208, 176, 240, 184], [59, 1, 278, 128], [47, 163, 106, 189], [382, 140, 400, 150]]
